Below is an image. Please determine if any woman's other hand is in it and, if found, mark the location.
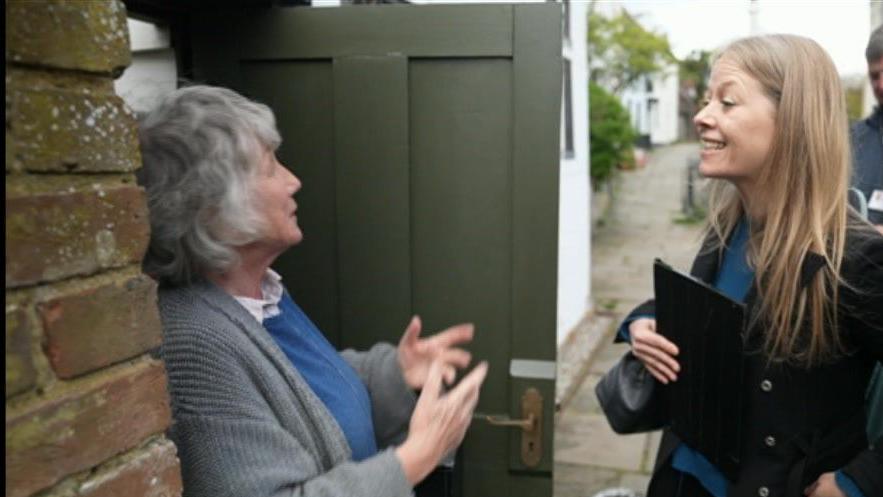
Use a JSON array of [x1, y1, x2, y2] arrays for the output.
[[398, 315, 474, 390], [804, 472, 847, 497], [395, 359, 488, 485], [629, 318, 680, 384]]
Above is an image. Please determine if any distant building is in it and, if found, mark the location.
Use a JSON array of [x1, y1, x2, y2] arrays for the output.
[[619, 63, 680, 147], [679, 78, 699, 141], [590, 3, 680, 148]]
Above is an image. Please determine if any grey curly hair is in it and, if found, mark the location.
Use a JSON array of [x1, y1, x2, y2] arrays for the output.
[[137, 85, 282, 286]]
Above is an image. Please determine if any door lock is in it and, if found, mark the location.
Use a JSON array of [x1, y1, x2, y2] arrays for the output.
[[473, 387, 544, 467]]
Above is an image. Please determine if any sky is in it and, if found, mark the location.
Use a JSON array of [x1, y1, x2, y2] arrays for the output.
[[615, 0, 874, 77], [403, 0, 877, 77]]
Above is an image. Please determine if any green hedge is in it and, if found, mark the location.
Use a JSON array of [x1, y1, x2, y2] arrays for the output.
[[589, 82, 636, 187]]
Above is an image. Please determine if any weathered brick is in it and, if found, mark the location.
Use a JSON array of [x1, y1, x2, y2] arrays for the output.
[[38, 274, 162, 379], [5, 358, 172, 497], [6, 0, 130, 75], [6, 176, 150, 288], [7, 69, 140, 173], [6, 305, 37, 397], [77, 439, 182, 497], [6, 83, 14, 173]]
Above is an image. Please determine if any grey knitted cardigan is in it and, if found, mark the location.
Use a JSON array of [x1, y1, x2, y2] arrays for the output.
[[157, 280, 417, 497]]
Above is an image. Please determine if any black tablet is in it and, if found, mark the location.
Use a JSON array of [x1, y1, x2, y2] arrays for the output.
[[653, 258, 747, 481]]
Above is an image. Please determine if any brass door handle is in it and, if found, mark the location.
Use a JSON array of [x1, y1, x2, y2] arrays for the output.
[[474, 413, 537, 431], [470, 387, 544, 468]]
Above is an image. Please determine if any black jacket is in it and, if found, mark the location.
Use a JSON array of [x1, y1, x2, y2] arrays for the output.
[[623, 224, 883, 497]]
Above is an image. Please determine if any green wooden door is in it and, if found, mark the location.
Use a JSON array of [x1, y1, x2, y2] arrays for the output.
[[189, 4, 561, 496]]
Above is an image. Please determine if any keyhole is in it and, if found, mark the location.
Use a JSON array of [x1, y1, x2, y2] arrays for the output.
[[528, 441, 535, 452]]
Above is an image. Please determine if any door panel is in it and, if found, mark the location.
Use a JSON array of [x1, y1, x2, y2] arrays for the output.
[[410, 57, 513, 350], [511, 7, 560, 363], [236, 5, 514, 59], [333, 55, 412, 351], [191, 5, 561, 495], [241, 61, 344, 344], [410, 58, 514, 484]]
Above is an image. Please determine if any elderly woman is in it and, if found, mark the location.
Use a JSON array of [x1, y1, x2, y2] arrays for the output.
[[137, 85, 488, 497]]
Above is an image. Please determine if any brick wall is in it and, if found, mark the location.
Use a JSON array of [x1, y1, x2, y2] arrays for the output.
[[6, 2, 182, 497]]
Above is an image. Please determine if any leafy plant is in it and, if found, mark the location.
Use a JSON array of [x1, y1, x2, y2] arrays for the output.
[[590, 82, 636, 187], [679, 49, 712, 106], [588, 9, 677, 94], [600, 298, 619, 311]]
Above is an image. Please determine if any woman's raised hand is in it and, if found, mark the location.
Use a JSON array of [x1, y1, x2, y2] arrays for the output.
[[395, 359, 488, 486], [629, 317, 680, 384], [397, 315, 474, 390]]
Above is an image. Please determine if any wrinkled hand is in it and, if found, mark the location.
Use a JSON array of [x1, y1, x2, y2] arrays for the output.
[[398, 315, 474, 390], [629, 318, 680, 384], [395, 359, 488, 485], [804, 472, 847, 497]]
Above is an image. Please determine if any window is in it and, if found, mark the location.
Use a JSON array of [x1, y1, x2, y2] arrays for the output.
[[562, 59, 574, 158]]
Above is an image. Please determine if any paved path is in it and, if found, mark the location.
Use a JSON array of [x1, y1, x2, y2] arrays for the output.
[[555, 143, 704, 497]]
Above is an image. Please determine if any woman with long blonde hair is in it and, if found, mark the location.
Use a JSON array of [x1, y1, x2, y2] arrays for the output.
[[618, 35, 883, 497]]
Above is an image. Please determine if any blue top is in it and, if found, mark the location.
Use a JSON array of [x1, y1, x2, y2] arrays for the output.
[[710, 219, 754, 303], [263, 292, 379, 461], [619, 219, 865, 497]]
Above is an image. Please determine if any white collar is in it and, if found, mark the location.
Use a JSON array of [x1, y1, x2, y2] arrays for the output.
[[232, 268, 284, 323]]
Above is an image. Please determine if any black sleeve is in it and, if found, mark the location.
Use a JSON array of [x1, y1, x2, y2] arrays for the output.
[[841, 231, 883, 359], [841, 439, 883, 497], [840, 230, 883, 496], [615, 299, 656, 344]]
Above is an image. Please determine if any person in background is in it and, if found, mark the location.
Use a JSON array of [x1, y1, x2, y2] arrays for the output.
[[851, 23, 883, 234], [137, 85, 488, 497], [617, 35, 883, 497], [851, 21, 883, 452]]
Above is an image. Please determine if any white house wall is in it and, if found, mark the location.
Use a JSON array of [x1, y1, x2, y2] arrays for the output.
[[557, 0, 591, 346], [650, 65, 679, 145], [622, 87, 648, 136], [114, 18, 177, 115], [618, 66, 679, 146]]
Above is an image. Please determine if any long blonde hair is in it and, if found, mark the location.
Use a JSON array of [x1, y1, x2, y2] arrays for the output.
[[704, 35, 851, 366]]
